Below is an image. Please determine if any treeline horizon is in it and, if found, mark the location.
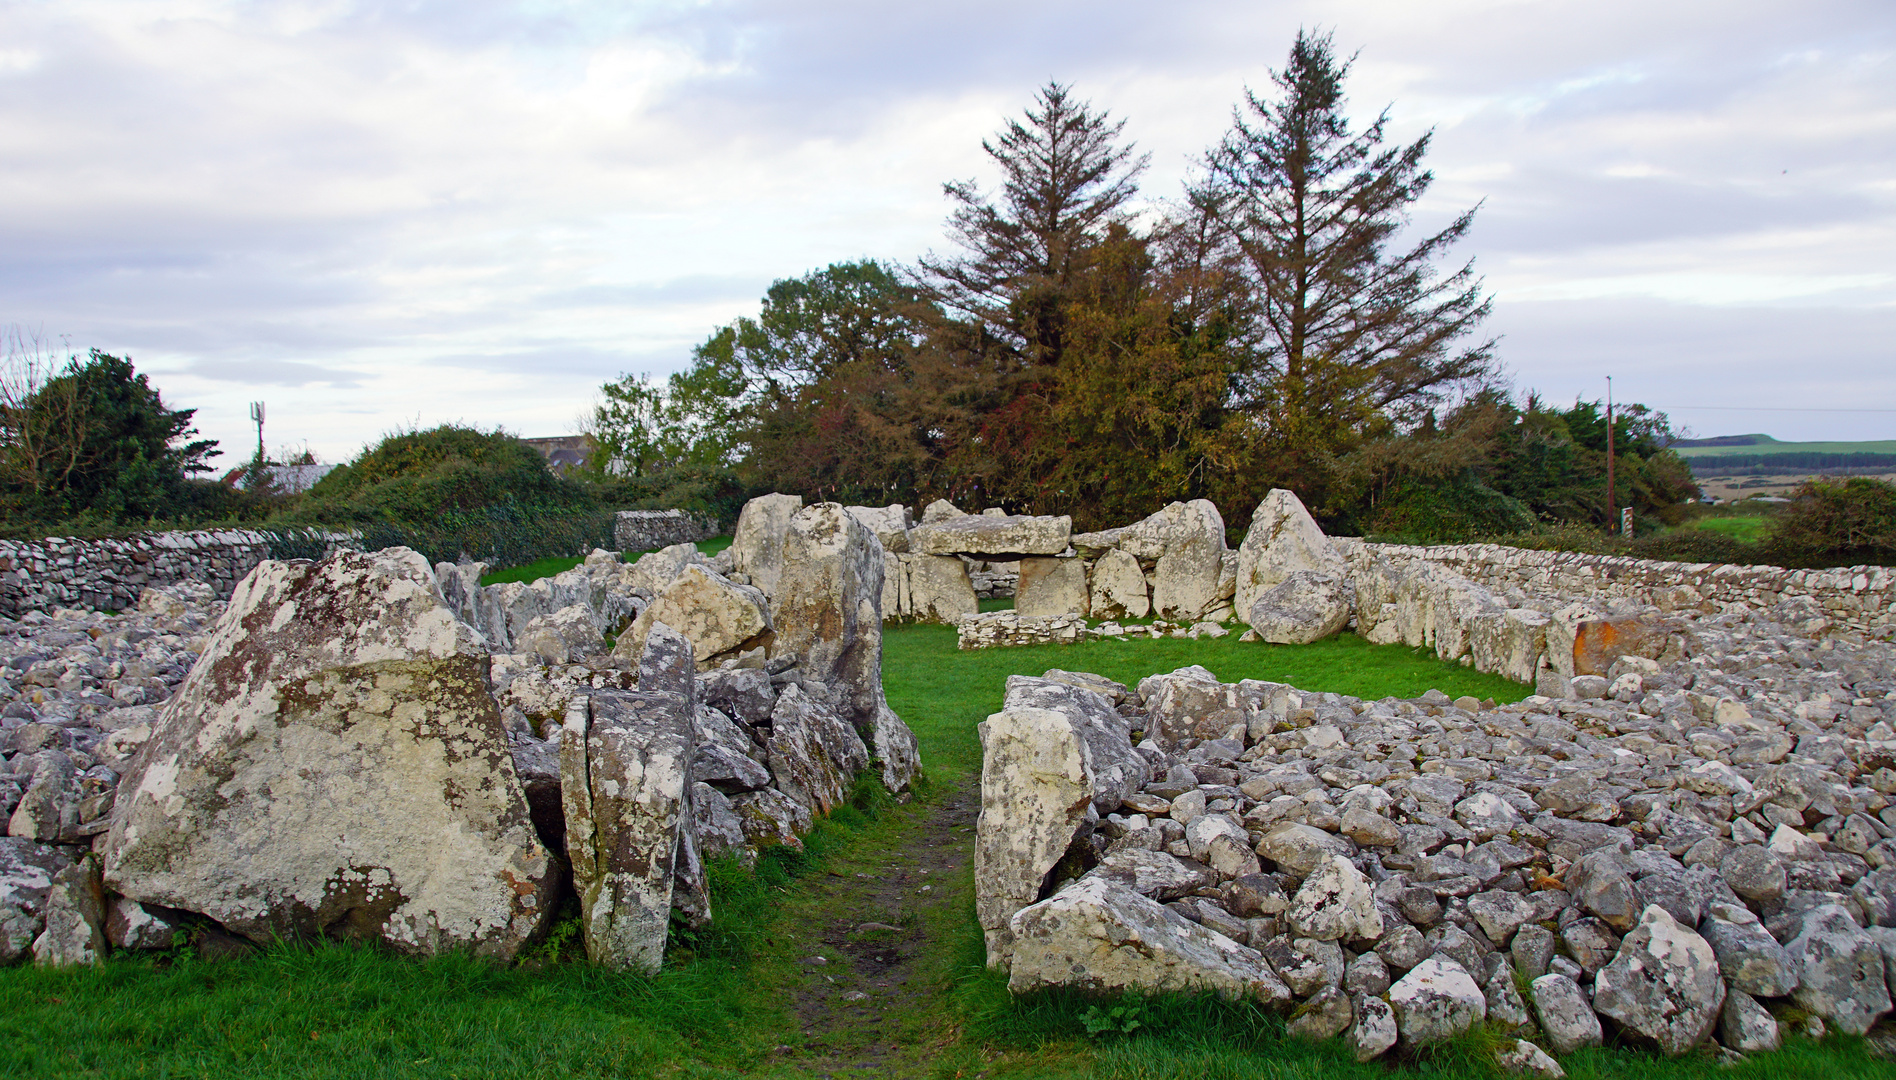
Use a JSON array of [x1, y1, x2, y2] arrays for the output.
[[580, 31, 1699, 541]]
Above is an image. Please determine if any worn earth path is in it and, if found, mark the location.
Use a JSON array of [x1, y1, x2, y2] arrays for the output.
[[750, 781, 986, 1079]]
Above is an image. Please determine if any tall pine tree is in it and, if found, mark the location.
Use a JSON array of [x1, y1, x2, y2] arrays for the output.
[[1200, 30, 1495, 509]]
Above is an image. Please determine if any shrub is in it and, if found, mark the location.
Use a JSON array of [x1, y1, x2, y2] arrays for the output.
[[1770, 477, 1896, 565]]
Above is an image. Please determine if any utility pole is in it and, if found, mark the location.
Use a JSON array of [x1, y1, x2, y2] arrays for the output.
[[1605, 378, 1616, 536], [248, 401, 266, 462]]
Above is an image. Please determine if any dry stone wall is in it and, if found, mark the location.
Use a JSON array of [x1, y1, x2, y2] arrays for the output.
[[1355, 542, 1895, 638], [0, 531, 283, 617]]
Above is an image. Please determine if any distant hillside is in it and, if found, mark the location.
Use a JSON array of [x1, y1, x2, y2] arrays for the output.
[[1673, 434, 1896, 459]]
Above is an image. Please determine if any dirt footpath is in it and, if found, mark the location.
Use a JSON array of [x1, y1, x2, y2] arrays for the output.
[[766, 783, 981, 1079]]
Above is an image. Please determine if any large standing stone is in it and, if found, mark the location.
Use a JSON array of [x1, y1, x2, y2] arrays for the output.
[[0, 838, 74, 963], [1387, 954, 1487, 1045], [976, 706, 1095, 965], [1088, 549, 1150, 619], [1234, 489, 1345, 619], [908, 514, 1072, 558], [101, 548, 555, 960], [728, 493, 804, 597], [1246, 570, 1352, 645], [1006, 876, 1291, 1004], [1015, 557, 1089, 617], [770, 503, 919, 793], [615, 564, 770, 668], [561, 623, 704, 973], [1591, 905, 1725, 1056], [1785, 903, 1894, 1035], [1116, 501, 1224, 621], [1002, 675, 1149, 814], [906, 554, 978, 623]]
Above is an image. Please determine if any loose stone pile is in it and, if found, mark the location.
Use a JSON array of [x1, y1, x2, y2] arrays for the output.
[[0, 494, 920, 972], [976, 541, 1896, 1063]]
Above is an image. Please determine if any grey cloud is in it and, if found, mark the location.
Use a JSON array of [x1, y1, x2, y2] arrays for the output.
[[177, 358, 367, 389], [1487, 296, 1896, 441]]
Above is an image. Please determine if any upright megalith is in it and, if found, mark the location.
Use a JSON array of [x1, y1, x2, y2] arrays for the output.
[[101, 548, 556, 960], [1234, 489, 1346, 617], [975, 706, 1096, 965], [729, 493, 804, 597], [561, 622, 705, 973], [770, 503, 920, 793]]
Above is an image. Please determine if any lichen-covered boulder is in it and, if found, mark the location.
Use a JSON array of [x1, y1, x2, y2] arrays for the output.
[[764, 684, 867, 817], [728, 493, 804, 597], [1388, 955, 1487, 1045], [615, 564, 770, 669], [1246, 570, 1351, 645], [101, 548, 556, 960], [515, 603, 605, 665], [561, 623, 704, 973], [770, 503, 919, 793], [1785, 903, 1894, 1035], [32, 858, 105, 968], [1287, 855, 1383, 942], [1590, 905, 1724, 1056], [1234, 489, 1345, 618], [1001, 675, 1148, 814], [1006, 876, 1291, 1004], [909, 514, 1072, 558], [1530, 973, 1601, 1054], [976, 706, 1095, 965], [1701, 901, 1796, 997]]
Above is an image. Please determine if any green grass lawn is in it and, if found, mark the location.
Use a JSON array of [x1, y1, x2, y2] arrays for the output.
[[1679, 516, 1770, 544], [3, 616, 1885, 1078]]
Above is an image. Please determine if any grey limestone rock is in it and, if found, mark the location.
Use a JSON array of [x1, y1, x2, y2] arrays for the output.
[[1006, 876, 1291, 1004], [1590, 905, 1725, 1056], [1530, 973, 1602, 1055], [0, 837, 71, 962], [1785, 903, 1893, 1036], [1387, 954, 1487, 1046], [102, 548, 555, 960]]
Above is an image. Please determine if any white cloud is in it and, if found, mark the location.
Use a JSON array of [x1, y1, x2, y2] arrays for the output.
[[1, 0, 1891, 462]]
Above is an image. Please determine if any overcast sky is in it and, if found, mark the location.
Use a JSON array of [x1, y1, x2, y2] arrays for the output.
[[3, 0, 1891, 468]]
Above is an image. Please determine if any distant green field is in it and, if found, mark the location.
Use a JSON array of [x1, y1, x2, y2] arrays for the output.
[[1673, 433, 1896, 459]]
